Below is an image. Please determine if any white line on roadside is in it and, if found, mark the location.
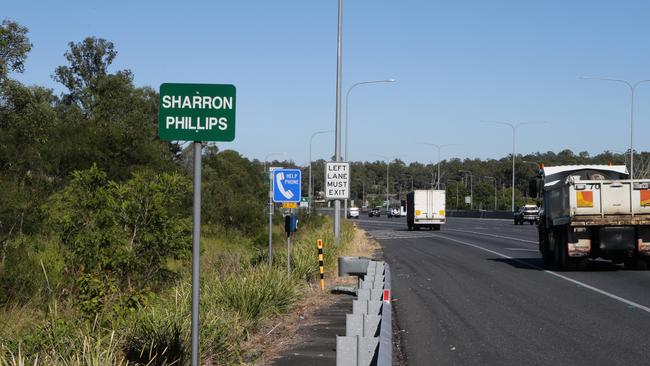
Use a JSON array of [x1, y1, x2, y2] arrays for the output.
[[433, 234, 650, 314], [505, 248, 538, 252]]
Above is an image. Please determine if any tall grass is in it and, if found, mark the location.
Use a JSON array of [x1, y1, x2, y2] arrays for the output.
[[1, 215, 354, 365]]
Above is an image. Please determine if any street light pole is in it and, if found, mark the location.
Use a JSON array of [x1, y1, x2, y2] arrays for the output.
[[333, 0, 343, 241], [483, 121, 546, 212], [309, 130, 334, 214], [264, 152, 286, 265], [580, 77, 650, 183], [421, 143, 460, 189], [343, 78, 395, 218], [459, 170, 473, 209], [371, 154, 398, 210]]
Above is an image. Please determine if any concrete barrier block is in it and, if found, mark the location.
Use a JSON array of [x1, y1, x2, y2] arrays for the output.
[[364, 314, 381, 337], [368, 300, 382, 315], [358, 336, 379, 366], [371, 288, 383, 301], [336, 336, 357, 366], [357, 288, 370, 300], [346, 314, 363, 337]]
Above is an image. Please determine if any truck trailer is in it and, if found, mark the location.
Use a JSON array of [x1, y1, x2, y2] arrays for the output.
[[406, 190, 446, 231], [534, 164, 650, 270]]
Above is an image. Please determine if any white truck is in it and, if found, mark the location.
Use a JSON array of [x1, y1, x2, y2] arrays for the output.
[[406, 190, 446, 231], [535, 164, 650, 270]]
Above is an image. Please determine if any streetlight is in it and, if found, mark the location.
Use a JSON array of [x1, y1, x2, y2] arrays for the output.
[[459, 170, 473, 209], [309, 130, 334, 214], [580, 77, 650, 183], [421, 143, 460, 189], [332, 0, 343, 242], [446, 180, 459, 209], [483, 121, 547, 212], [371, 154, 399, 210], [264, 152, 286, 265], [344, 78, 396, 218], [484, 176, 497, 211]]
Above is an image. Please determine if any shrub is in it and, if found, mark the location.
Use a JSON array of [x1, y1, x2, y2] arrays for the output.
[[45, 165, 192, 291]]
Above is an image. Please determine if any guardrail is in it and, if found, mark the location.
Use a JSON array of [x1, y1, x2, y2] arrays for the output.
[[336, 257, 392, 366]]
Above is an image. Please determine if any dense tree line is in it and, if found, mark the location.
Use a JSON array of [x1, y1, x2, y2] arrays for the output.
[[298, 150, 639, 211], [0, 19, 267, 305]]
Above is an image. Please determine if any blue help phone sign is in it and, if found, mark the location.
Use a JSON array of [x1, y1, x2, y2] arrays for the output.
[[273, 169, 302, 203]]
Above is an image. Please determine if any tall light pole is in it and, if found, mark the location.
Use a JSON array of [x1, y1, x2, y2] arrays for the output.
[[580, 77, 650, 183], [333, 0, 343, 241], [459, 170, 473, 209], [421, 143, 460, 189], [371, 154, 399, 210], [484, 176, 497, 210], [264, 152, 286, 265], [309, 130, 334, 214], [483, 121, 546, 212], [343, 78, 396, 218]]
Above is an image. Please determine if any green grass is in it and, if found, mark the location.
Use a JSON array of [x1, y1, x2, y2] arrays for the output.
[[0, 214, 354, 365]]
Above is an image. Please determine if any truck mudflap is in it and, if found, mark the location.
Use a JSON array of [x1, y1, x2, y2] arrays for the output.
[[638, 227, 650, 256], [567, 227, 591, 257]]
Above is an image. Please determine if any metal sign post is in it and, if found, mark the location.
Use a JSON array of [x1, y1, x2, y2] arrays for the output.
[[191, 142, 201, 366], [159, 83, 236, 366]]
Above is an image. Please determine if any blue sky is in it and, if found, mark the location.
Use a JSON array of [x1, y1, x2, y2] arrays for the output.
[[6, 1, 650, 165]]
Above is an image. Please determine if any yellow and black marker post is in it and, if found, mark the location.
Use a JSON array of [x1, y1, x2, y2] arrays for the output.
[[317, 239, 325, 290]]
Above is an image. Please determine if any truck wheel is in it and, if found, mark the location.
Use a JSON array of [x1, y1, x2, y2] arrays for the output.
[[540, 228, 554, 267], [553, 228, 570, 270], [529, 221, 534, 225], [624, 255, 649, 270], [434, 225, 441, 231], [575, 257, 589, 270]]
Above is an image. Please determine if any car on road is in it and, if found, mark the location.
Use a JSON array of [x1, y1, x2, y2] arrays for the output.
[[347, 207, 359, 219], [514, 204, 539, 225], [369, 208, 381, 217], [387, 208, 400, 218]]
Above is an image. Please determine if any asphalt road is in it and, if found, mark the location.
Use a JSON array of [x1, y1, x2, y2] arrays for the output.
[[353, 215, 650, 366]]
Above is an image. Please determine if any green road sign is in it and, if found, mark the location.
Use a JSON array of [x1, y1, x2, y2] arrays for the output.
[[158, 83, 236, 141]]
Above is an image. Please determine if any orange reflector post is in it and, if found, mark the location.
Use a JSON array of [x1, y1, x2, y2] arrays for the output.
[[577, 191, 593, 208]]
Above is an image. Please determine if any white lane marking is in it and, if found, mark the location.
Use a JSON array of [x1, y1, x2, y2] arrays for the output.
[[505, 248, 538, 252], [445, 228, 537, 244], [433, 234, 650, 314]]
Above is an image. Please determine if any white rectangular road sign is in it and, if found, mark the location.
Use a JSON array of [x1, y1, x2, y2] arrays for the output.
[[325, 162, 350, 200]]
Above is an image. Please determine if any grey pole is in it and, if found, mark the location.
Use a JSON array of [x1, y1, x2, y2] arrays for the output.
[[309, 130, 334, 214], [343, 79, 395, 217], [459, 170, 473, 209], [421, 143, 460, 189], [268, 171, 273, 264], [483, 121, 546, 212], [287, 209, 292, 276], [580, 77, 650, 215], [333, 0, 343, 242], [386, 162, 389, 209], [265, 152, 285, 265], [191, 141, 202, 366]]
